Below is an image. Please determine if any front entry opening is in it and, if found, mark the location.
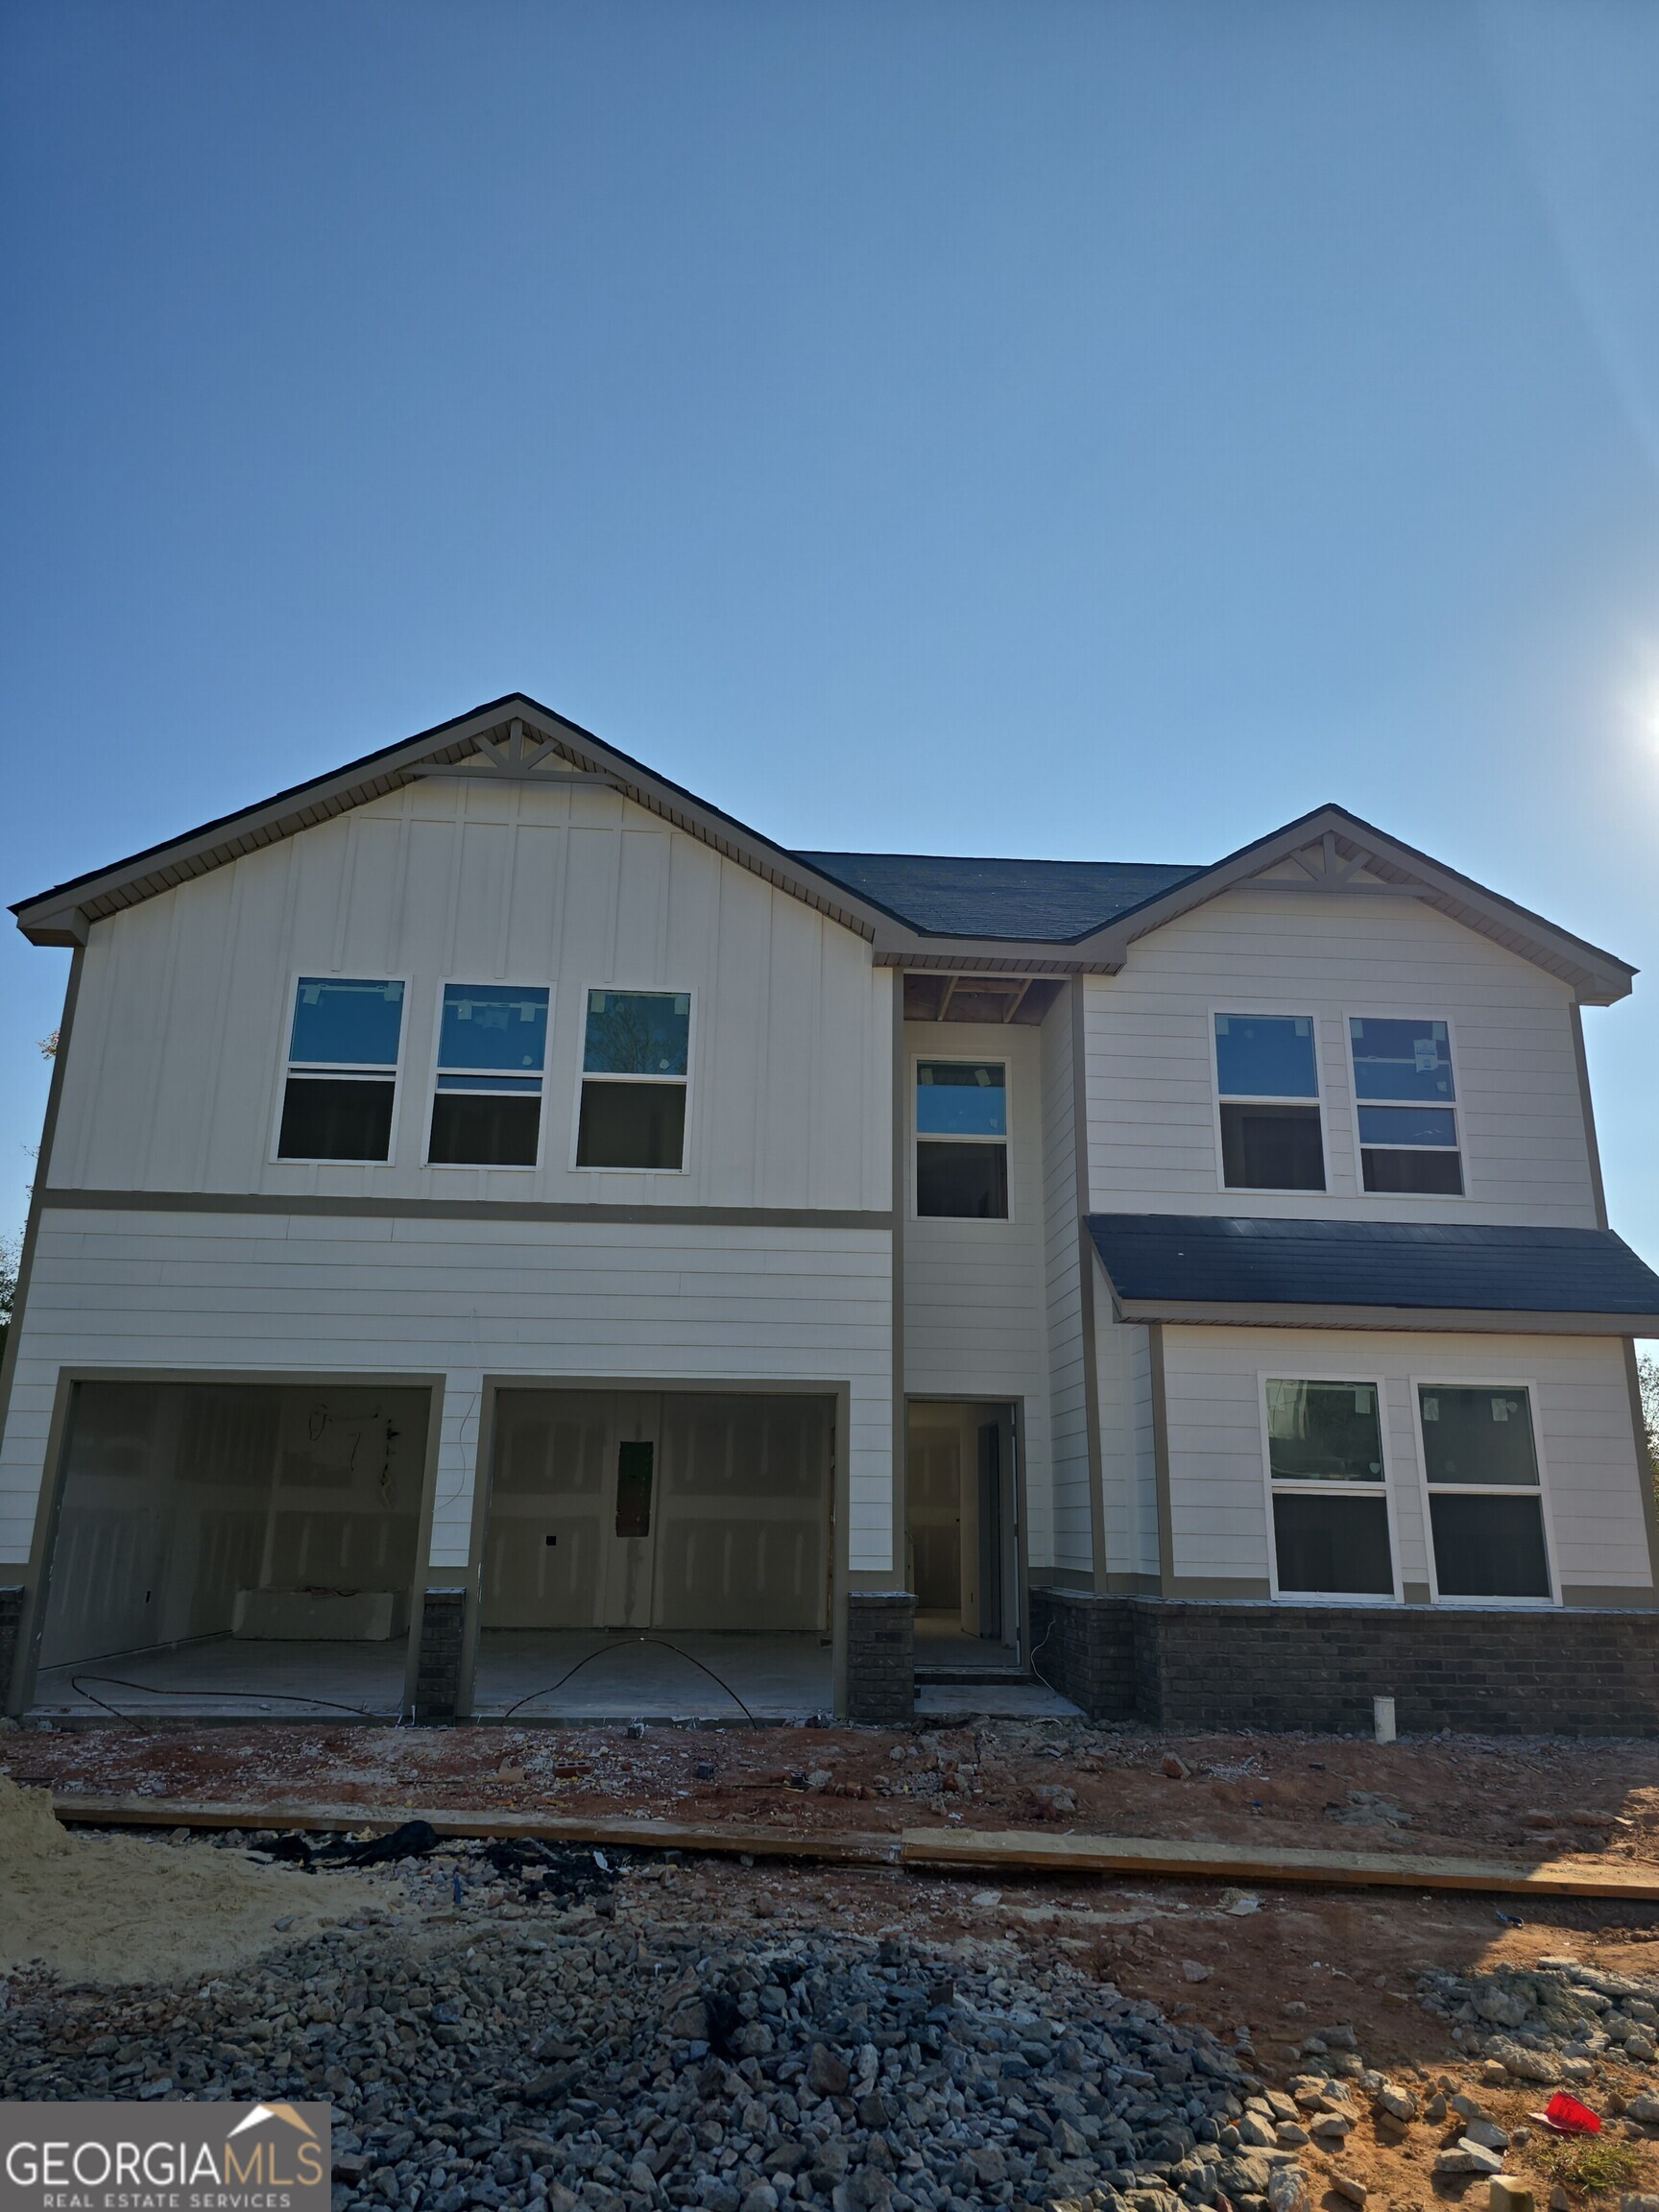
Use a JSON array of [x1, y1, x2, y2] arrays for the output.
[[906, 1400, 1020, 1669], [476, 1389, 835, 1718], [30, 1380, 430, 1717]]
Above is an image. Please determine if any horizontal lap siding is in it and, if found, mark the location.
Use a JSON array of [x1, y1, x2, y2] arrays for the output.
[[51, 782, 891, 1214], [1160, 1325, 1650, 1597], [903, 1022, 1051, 1565], [1083, 890, 1599, 1225], [1, 1212, 894, 1574], [1096, 1314, 1157, 1580], [1039, 998, 1083, 1579]]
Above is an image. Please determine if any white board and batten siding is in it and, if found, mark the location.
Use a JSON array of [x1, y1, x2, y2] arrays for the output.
[[1081, 887, 1602, 1224], [902, 1020, 1054, 1569], [51, 779, 892, 1212], [1159, 1325, 1651, 1600], [5, 778, 899, 1575]]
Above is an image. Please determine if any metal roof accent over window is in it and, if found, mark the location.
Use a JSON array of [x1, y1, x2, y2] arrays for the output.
[[1085, 1213, 1659, 1330]]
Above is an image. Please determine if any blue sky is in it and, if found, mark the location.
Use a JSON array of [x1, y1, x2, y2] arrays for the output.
[[4, 0, 1659, 1262]]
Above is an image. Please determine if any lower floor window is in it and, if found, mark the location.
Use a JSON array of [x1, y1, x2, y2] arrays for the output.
[[1265, 1379, 1392, 1597], [1420, 1384, 1551, 1599], [1274, 1491, 1394, 1596]]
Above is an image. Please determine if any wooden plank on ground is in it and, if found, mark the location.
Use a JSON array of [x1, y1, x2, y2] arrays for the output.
[[48, 1793, 897, 1864], [901, 1826, 1659, 1900]]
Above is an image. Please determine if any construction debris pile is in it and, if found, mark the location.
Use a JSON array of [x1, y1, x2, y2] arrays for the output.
[[1416, 1959, 1659, 2081], [0, 1850, 1289, 2212]]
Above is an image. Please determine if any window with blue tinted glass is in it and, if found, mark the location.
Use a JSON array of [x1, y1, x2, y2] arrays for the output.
[[428, 985, 551, 1167], [1350, 1019, 1462, 1195], [1349, 1018, 1454, 1102], [290, 978, 405, 1068], [1214, 1014, 1319, 1099], [278, 977, 405, 1161], [1214, 1015, 1325, 1190], [576, 990, 692, 1169], [915, 1062, 1009, 1217], [916, 1063, 1006, 1138], [439, 986, 549, 1071], [1357, 1106, 1456, 1148], [583, 992, 690, 1076]]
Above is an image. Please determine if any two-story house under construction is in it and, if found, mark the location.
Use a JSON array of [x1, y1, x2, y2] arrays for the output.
[[4, 693, 1658, 1731]]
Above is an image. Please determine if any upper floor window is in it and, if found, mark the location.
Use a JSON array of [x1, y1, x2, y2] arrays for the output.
[[427, 984, 550, 1167], [277, 977, 404, 1162], [1214, 1014, 1325, 1190], [916, 1061, 1008, 1217], [1265, 1379, 1393, 1598], [1420, 1385, 1551, 1600], [576, 990, 689, 1169], [1350, 1019, 1462, 1195]]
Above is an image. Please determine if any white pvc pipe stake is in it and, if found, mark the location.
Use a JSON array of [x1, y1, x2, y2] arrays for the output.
[[1374, 1695, 1397, 1744]]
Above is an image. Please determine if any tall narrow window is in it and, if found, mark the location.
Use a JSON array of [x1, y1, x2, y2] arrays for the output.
[[916, 1062, 1008, 1217], [1214, 1014, 1325, 1190], [428, 984, 550, 1167], [277, 978, 404, 1162], [1350, 1019, 1462, 1194], [1420, 1385, 1551, 1599], [576, 990, 689, 1169], [1266, 1380, 1393, 1597]]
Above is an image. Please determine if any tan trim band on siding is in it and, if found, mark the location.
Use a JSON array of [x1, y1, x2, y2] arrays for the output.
[[1116, 1299, 1659, 1335], [36, 1190, 892, 1232]]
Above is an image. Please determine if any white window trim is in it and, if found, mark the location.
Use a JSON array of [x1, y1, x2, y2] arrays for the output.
[[1343, 1007, 1470, 1203], [568, 982, 697, 1176], [909, 1051, 1014, 1225], [269, 970, 411, 1167], [1257, 1370, 1403, 1605], [1210, 1005, 1330, 1197], [423, 978, 555, 1174], [1408, 1373, 1560, 1608]]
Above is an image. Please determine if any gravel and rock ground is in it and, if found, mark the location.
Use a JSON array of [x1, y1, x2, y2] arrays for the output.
[[10, 1719, 1659, 2212]]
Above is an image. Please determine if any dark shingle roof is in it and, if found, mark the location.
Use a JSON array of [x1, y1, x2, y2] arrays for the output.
[[1086, 1213, 1659, 1321], [794, 852, 1204, 941]]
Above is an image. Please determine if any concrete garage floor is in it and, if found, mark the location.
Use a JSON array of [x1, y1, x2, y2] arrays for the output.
[[30, 1628, 1079, 1724], [32, 1636, 410, 1719], [469, 1630, 833, 1721]]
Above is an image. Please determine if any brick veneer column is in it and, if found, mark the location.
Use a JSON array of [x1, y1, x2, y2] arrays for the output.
[[846, 1591, 916, 1723], [412, 1587, 468, 1723]]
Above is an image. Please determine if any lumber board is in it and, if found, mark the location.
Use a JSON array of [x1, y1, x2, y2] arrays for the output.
[[47, 1792, 897, 1864], [902, 1826, 1659, 1900]]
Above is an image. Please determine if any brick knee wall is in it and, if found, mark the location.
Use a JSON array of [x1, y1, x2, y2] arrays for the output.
[[1028, 1588, 1136, 1720], [1029, 1584, 1659, 1734], [412, 1588, 468, 1723], [847, 1591, 915, 1724], [0, 1586, 22, 1713]]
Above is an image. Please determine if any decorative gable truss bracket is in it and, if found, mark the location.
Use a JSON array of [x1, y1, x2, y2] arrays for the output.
[[413, 717, 625, 790], [1245, 829, 1423, 897]]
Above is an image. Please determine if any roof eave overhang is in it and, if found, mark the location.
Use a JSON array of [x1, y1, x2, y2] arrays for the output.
[[12, 695, 921, 952], [1067, 803, 1636, 1006], [1107, 1290, 1659, 1334]]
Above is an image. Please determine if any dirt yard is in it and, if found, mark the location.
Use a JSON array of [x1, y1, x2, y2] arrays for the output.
[[10, 1715, 1659, 2211]]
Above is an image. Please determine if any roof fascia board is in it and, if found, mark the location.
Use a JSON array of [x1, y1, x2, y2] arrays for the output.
[[1111, 1296, 1658, 1334], [1069, 804, 1635, 1005], [12, 694, 920, 951]]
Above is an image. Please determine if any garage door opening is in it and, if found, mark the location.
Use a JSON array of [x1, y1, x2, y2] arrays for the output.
[[474, 1389, 835, 1718], [906, 1400, 1021, 1674], [29, 1381, 430, 1719]]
